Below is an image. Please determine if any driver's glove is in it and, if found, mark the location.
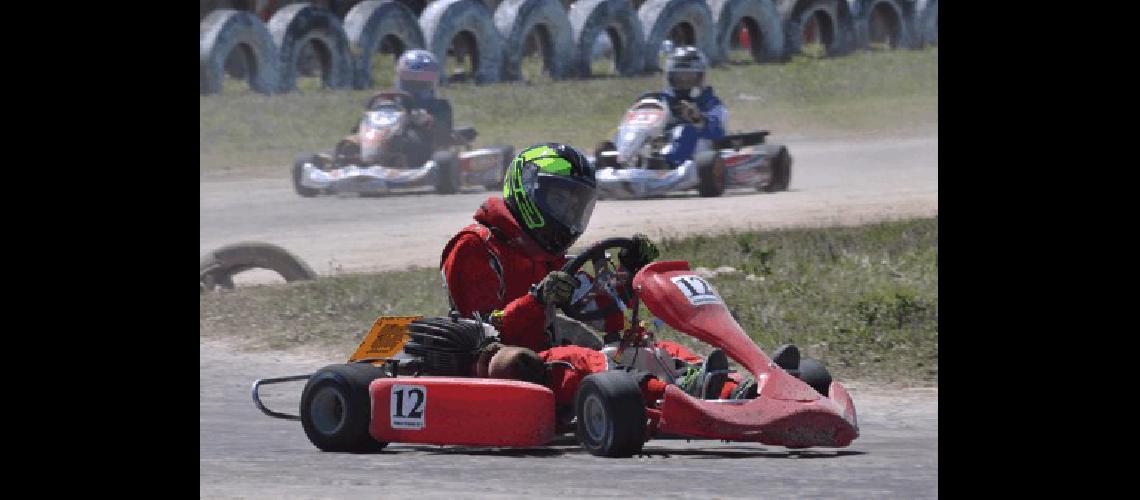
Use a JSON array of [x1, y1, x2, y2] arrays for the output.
[[678, 101, 705, 127], [531, 271, 577, 306], [619, 233, 660, 272]]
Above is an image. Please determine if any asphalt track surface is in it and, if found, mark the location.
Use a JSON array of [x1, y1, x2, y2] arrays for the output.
[[199, 135, 937, 281], [200, 134, 938, 497], [200, 341, 938, 499]]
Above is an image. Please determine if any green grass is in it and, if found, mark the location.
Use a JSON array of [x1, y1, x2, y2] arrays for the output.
[[201, 48, 938, 177], [200, 218, 938, 385]]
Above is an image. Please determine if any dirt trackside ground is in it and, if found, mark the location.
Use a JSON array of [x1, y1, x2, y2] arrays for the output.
[[200, 339, 937, 498], [200, 134, 937, 278]]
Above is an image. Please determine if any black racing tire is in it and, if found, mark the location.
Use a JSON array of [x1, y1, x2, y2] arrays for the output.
[[433, 150, 462, 194], [708, 0, 785, 64], [918, 0, 936, 46], [484, 144, 514, 191], [344, 0, 427, 89], [638, 0, 717, 72], [857, 0, 911, 50], [782, 0, 853, 58], [420, 0, 505, 84], [760, 145, 791, 192], [300, 363, 390, 452], [568, 0, 647, 77], [268, 4, 355, 92], [200, 241, 318, 291], [494, 0, 576, 81], [698, 156, 727, 197], [293, 153, 322, 198], [796, 357, 832, 397], [200, 9, 281, 94], [574, 371, 647, 458]]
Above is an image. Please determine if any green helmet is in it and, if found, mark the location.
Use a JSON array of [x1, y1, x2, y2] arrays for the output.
[[502, 143, 597, 255]]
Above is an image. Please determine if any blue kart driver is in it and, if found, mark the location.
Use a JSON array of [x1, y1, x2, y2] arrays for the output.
[[656, 46, 727, 168], [379, 49, 454, 168]]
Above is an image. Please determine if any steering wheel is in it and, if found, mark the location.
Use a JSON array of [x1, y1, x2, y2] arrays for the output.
[[558, 237, 639, 322]]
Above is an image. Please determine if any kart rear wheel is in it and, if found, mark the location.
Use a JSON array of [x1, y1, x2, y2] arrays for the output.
[[300, 363, 389, 452], [433, 151, 461, 194], [484, 144, 514, 191], [698, 156, 727, 197], [796, 357, 832, 397], [760, 145, 791, 192], [574, 371, 646, 458]]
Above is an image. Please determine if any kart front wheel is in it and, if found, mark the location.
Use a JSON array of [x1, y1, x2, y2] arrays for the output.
[[292, 154, 321, 198], [760, 145, 792, 193], [698, 156, 727, 197], [574, 371, 646, 458], [433, 151, 461, 194], [797, 357, 833, 397], [300, 363, 389, 452]]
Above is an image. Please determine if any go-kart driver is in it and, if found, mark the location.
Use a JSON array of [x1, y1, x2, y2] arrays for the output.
[[440, 142, 747, 400], [374, 49, 454, 168], [648, 45, 727, 169]]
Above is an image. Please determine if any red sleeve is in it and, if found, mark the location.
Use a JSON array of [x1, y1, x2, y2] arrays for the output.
[[441, 234, 549, 351], [499, 293, 549, 352], [441, 233, 504, 319]]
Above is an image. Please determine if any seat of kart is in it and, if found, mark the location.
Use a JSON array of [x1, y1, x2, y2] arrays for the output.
[[452, 126, 477, 144]]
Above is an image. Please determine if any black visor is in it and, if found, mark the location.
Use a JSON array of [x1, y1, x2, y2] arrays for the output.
[[531, 174, 596, 235], [667, 71, 703, 91]]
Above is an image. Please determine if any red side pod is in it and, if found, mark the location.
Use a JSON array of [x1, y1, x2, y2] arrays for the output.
[[369, 377, 556, 447], [657, 385, 859, 448], [634, 261, 818, 402]]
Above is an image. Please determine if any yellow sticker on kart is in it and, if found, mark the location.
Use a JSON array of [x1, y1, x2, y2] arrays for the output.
[[349, 316, 423, 362]]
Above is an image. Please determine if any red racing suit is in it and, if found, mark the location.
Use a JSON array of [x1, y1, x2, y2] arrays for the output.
[[541, 345, 737, 406], [441, 197, 737, 397], [440, 197, 623, 351]]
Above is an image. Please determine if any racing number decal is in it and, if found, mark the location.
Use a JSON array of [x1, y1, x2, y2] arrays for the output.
[[671, 275, 723, 306], [390, 384, 426, 430]]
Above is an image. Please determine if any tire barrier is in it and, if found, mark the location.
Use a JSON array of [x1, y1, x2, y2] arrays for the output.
[[708, 0, 784, 63], [200, 0, 938, 93], [345, 0, 427, 89], [568, 0, 647, 77], [494, 0, 576, 80], [638, 0, 717, 72], [269, 4, 355, 92], [780, 0, 856, 57], [853, 0, 914, 50], [201, 9, 281, 94], [420, 0, 505, 84], [918, 0, 936, 46], [200, 242, 318, 291]]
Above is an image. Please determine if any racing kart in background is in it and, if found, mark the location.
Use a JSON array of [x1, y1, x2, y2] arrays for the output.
[[292, 91, 514, 197], [590, 92, 792, 199], [253, 238, 858, 457]]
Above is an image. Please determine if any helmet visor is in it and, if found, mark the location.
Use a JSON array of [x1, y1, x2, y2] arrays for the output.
[[531, 174, 596, 234], [667, 71, 703, 91], [399, 79, 436, 95]]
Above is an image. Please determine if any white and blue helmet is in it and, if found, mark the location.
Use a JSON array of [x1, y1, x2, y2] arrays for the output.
[[395, 49, 441, 101]]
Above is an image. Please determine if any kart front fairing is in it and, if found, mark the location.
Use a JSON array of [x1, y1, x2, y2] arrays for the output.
[[633, 261, 859, 447], [296, 158, 443, 194]]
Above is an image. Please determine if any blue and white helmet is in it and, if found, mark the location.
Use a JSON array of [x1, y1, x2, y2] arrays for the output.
[[663, 45, 708, 100], [395, 49, 441, 101]]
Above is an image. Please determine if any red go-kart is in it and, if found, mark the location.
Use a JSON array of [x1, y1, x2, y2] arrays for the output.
[[252, 238, 859, 457]]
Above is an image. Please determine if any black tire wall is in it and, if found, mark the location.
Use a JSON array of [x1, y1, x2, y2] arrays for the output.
[[345, 0, 427, 89], [568, 0, 648, 77], [269, 4, 356, 92], [708, 0, 785, 63], [420, 0, 506, 84], [494, 0, 576, 80], [639, 0, 718, 71], [201, 9, 281, 94]]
